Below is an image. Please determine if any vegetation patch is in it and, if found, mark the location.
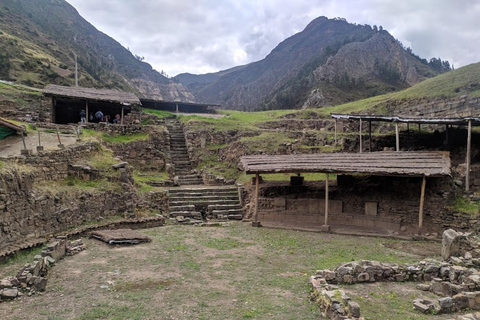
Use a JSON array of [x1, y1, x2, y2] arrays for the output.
[[101, 132, 149, 144]]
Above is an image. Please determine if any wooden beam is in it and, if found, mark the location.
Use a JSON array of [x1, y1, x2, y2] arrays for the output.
[[407, 123, 410, 149], [121, 106, 124, 125], [334, 119, 337, 146], [445, 124, 449, 145], [418, 123, 421, 132], [253, 173, 260, 227], [85, 101, 89, 124], [52, 97, 56, 123], [418, 175, 427, 233], [359, 119, 363, 153], [368, 120, 372, 152], [466, 120, 472, 192], [395, 122, 400, 151], [176, 102, 179, 113], [324, 174, 329, 226]]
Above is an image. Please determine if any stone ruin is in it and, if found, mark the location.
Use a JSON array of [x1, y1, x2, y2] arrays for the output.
[[0, 238, 85, 301], [309, 229, 480, 320]]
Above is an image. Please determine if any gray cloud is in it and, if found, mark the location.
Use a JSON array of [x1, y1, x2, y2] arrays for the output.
[[67, 0, 480, 76]]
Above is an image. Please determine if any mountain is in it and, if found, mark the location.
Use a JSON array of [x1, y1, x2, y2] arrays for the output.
[[0, 0, 194, 101], [174, 17, 447, 111]]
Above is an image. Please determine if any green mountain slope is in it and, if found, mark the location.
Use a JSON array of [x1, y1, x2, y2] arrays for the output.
[[0, 0, 193, 101], [319, 62, 480, 116]]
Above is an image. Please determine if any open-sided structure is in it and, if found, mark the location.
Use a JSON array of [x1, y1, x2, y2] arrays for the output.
[[331, 114, 479, 191], [43, 85, 141, 124], [240, 152, 451, 233]]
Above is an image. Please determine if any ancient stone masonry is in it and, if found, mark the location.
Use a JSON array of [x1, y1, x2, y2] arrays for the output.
[[309, 229, 480, 319], [108, 130, 169, 171], [391, 95, 480, 118], [0, 95, 49, 123], [0, 238, 84, 301], [0, 166, 139, 251], [1, 142, 100, 181]]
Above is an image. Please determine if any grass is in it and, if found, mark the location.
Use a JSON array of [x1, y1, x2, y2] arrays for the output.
[[0, 223, 446, 320], [447, 195, 479, 215], [133, 170, 168, 193], [142, 108, 176, 119], [317, 62, 480, 116], [240, 131, 295, 152], [101, 132, 149, 144]]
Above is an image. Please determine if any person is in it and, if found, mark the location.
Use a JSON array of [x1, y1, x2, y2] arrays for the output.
[[95, 110, 104, 122], [79, 110, 86, 124], [113, 113, 121, 124]]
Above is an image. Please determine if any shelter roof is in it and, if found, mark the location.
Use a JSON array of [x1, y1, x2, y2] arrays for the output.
[[239, 152, 451, 177], [43, 85, 141, 106], [0, 117, 26, 133], [331, 114, 480, 125]]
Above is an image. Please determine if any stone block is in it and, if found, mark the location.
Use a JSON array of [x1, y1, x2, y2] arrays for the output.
[[365, 202, 378, 216]]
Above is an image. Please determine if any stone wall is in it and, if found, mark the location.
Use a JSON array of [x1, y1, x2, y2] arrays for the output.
[[0, 167, 138, 251], [391, 95, 480, 118], [252, 174, 453, 235], [0, 95, 50, 123], [1, 142, 101, 181], [108, 130, 169, 171]]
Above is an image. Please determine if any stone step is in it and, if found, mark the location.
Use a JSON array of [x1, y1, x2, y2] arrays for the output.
[[214, 210, 243, 220], [169, 205, 196, 212], [177, 181, 204, 185], [170, 195, 239, 202], [207, 204, 242, 212], [212, 209, 243, 215], [171, 189, 238, 196], [169, 211, 202, 218], [168, 187, 238, 194], [169, 199, 240, 206], [172, 192, 238, 199]]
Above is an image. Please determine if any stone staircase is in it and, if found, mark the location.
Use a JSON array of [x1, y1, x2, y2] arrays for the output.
[[166, 120, 203, 185], [168, 186, 243, 220]]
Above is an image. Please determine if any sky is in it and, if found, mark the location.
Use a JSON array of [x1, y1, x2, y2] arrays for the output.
[[67, 0, 480, 77]]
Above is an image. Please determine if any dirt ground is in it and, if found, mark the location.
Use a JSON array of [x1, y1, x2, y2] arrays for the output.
[[0, 222, 465, 320], [0, 131, 78, 157]]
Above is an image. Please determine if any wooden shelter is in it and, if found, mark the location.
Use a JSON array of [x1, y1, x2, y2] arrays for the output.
[[43, 85, 141, 124], [331, 114, 480, 191], [140, 98, 219, 114], [239, 152, 451, 232], [0, 117, 26, 140]]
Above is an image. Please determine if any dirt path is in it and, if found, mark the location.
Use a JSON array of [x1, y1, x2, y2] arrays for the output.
[[0, 132, 78, 157]]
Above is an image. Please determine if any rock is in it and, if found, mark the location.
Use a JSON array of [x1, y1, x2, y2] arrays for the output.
[[416, 283, 430, 291], [112, 162, 128, 169], [438, 297, 453, 313], [465, 252, 473, 260], [175, 216, 185, 223], [31, 276, 47, 291], [357, 272, 370, 282], [1, 288, 18, 299], [413, 299, 436, 314], [442, 229, 462, 260], [0, 279, 13, 289]]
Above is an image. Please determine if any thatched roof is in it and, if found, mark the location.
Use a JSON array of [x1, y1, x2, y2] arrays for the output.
[[43, 85, 141, 105], [239, 152, 451, 177], [0, 117, 26, 133]]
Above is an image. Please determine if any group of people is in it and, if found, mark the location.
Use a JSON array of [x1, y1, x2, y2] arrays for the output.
[[79, 110, 122, 124]]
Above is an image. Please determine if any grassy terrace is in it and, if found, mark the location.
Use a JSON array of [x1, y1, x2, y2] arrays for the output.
[[0, 223, 453, 320]]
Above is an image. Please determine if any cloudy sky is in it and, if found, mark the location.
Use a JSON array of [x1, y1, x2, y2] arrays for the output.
[[67, 0, 479, 77]]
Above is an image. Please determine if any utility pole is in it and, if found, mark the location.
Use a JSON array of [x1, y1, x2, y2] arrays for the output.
[[74, 35, 78, 87]]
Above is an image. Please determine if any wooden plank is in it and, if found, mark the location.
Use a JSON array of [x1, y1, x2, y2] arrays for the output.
[[418, 176, 427, 232], [466, 120, 472, 192]]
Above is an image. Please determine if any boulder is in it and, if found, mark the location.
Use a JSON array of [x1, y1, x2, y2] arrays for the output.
[[442, 229, 462, 260]]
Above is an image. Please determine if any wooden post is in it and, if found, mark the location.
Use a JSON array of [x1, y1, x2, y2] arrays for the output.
[[334, 119, 337, 146], [466, 120, 472, 192], [52, 97, 56, 123], [418, 123, 421, 132], [445, 124, 449, 145], [121, 106, 124, 125], [418, 175, 427, 233], [176, 103, 179, 113], [407, 123, 410, 149], [324, 174, 329, 226], [85, 101, 89, 124], [139, 107, 142, 122], [252, 173, 261, 227], [395, 122, 400, 151], [359, 119, 363, 153], [368, 120, 372, 152]]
